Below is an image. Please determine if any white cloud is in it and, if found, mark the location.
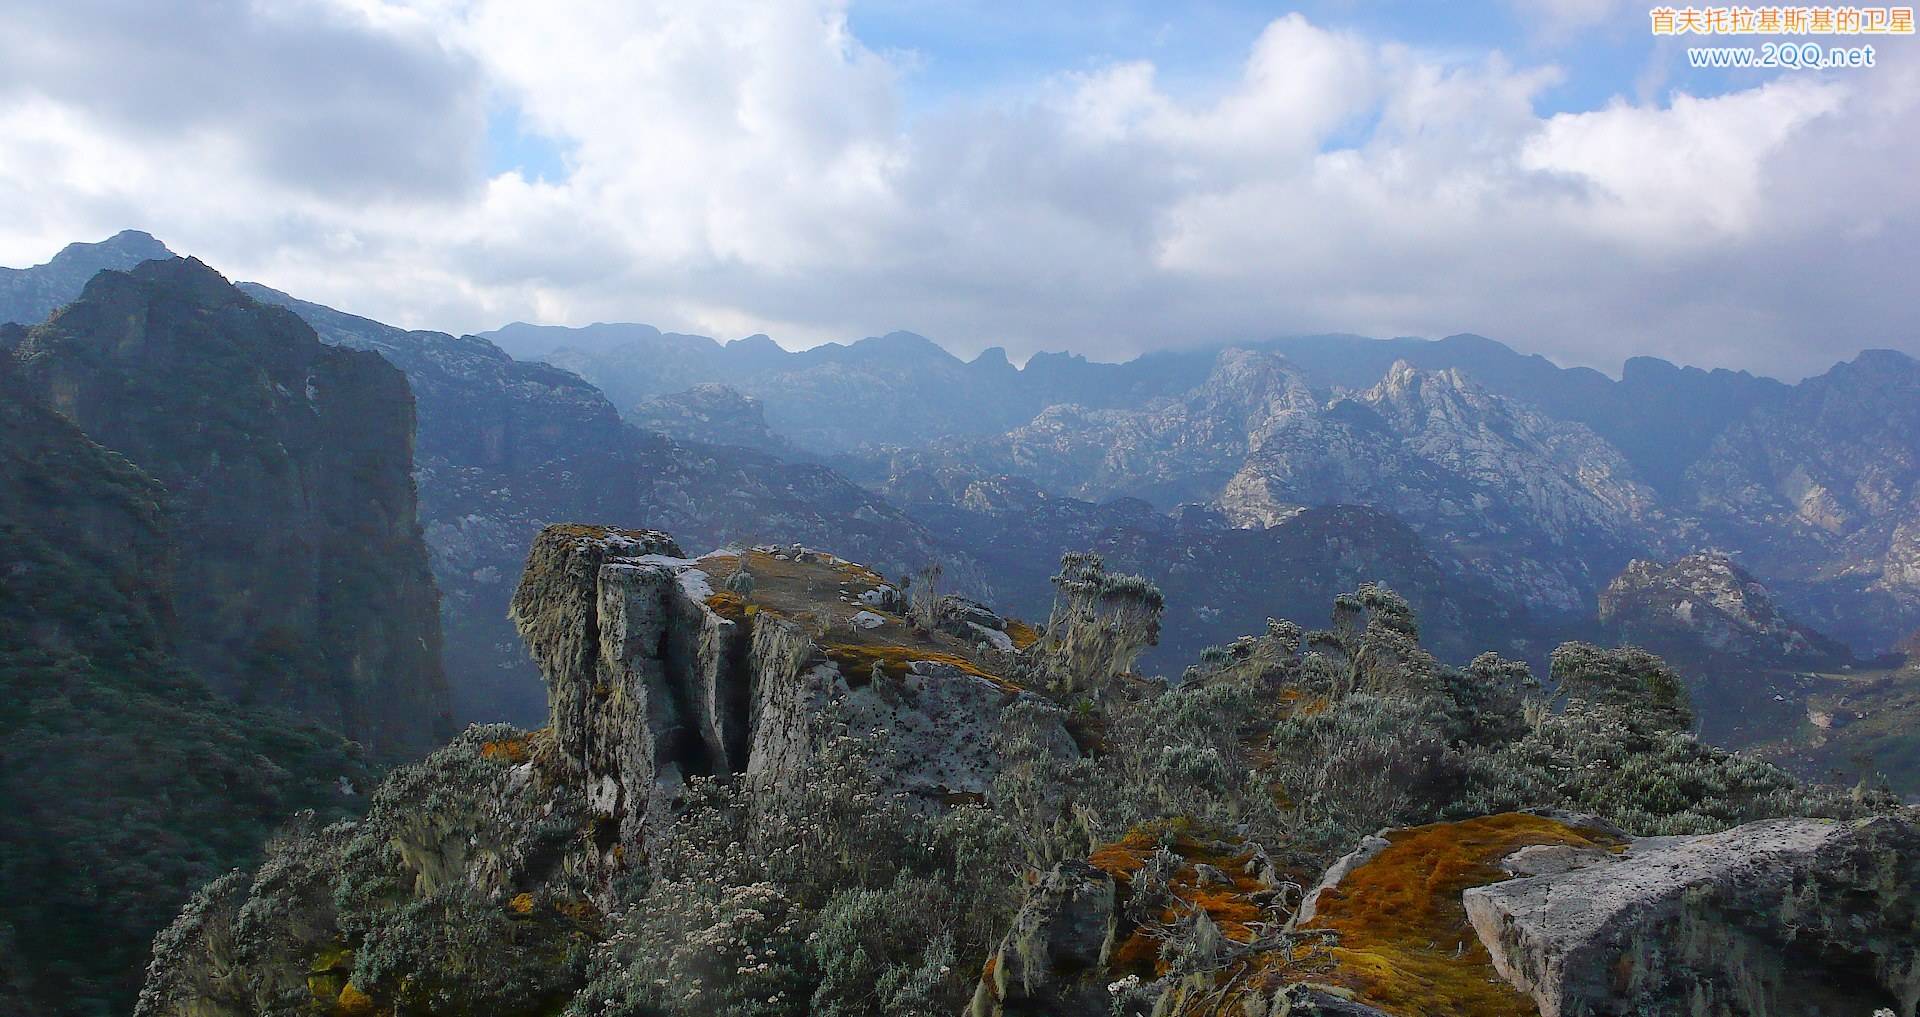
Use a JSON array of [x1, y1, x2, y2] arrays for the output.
[[0, 0, 1914, 380]]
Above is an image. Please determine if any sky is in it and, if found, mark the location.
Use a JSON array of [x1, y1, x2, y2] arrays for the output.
[[0, 0, 1915, 380]]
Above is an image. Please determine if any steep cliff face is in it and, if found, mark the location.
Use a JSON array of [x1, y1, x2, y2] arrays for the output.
[[10, 259, 448, 753], [1685, 349, 1920, 651], [0, 357, 368, 1017], [241, 284, 978, 727]]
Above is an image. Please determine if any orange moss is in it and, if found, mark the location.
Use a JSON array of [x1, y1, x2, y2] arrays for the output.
[[1301, 812, 1625, 1017], [307, 943, 355, 1012], [507, 892, 536, 916], [1088, 822, 1275, 979], [981, 953, 999, 984], [822, 642, 1021, 693], [1004, 617, 1041, 651], [705, 591, 750, 621], [479, 736, 532, 764]]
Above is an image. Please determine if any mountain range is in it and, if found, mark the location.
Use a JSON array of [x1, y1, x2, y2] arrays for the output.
[[4, 230, 1920, 1017], [6, 230, 1917, 768]]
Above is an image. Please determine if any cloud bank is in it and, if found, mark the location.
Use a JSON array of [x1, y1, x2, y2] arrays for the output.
[[1, 0, 1914, 378]]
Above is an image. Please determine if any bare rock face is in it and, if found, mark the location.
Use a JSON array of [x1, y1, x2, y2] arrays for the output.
[[509, 525, 741, 851], [1600, 551, 1847, 663], [509, 524, 1076, 853], [968, 859, 1119, 1017], [631, 382, 792, 452], [1463, 815, 1920, 1017]]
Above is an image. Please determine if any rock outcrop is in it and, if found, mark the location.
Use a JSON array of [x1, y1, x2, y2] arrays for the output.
[[507, 524, 1074, 850], [135, 523, 1072, 1017], [9, 258, 449, 753], [968, 860, 1119, 1017], [1275, 811, 1920, 1017], [1464, 816, 1920, 1017], [1600, 551, 1846, 663]]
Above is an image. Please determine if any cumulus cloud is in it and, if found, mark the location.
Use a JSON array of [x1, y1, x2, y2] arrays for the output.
[[0, 0, 1913, 379]]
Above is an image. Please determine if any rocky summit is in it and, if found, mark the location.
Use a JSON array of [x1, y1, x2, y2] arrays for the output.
[[134, 522, 1916, 1017]]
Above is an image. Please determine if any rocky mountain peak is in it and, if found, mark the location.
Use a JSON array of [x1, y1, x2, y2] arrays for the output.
[[504, 524, 1069, 854], [1600, 551, 1845, 663], [0, 228, 177, 326]]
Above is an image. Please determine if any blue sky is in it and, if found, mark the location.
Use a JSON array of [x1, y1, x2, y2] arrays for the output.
[[850, 1, 1762, 117]]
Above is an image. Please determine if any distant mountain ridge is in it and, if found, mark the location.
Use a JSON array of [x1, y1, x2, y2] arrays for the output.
[[7, 231, 1915, 669], [0, 229, 173, 328]]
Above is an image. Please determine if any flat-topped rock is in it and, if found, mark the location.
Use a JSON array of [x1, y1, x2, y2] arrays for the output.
[[1463, 815, 1920, 1017]]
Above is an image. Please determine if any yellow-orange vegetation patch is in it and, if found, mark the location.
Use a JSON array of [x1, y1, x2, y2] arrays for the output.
[[822, 642, 1021, 694], [507, 892, 536, 916], [548, 523, 663, 542], [479, 736, 532, 764], [1301, 812, 1626, 1017], [1088, 822, 1274, 979], [1004, 618, 1041, 651], [705, 591, 749, 621], [334, 982, 377, 1017]]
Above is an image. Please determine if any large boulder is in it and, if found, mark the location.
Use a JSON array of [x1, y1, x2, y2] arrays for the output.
[[1464, 815, 1920, 1017], [969, 860, 1119, 1017]]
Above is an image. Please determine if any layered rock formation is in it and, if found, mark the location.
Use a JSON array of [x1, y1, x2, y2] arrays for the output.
[[9, 258, 449, 752]]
